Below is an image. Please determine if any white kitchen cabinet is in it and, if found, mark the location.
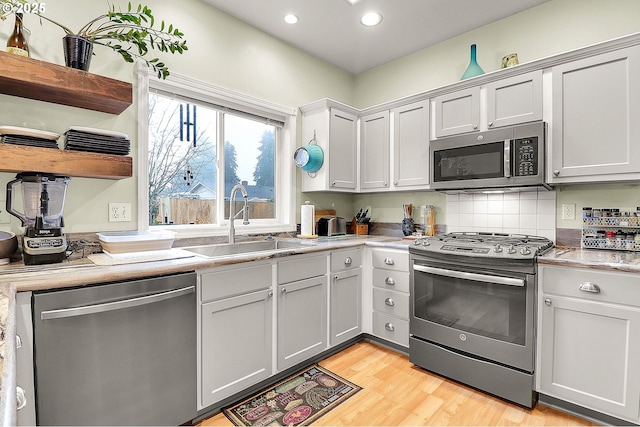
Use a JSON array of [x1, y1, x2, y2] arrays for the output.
[[329, 248, 362, 346], [392, 99, 430, 189], [360, 111, 390, 190], [370, 248, 410, 347], [432, 70, 542, 138], [277, 253, 328, 370], [539, 265, 640, 423], [300, 99, 358, 192], [198, 262, 273, 409], [549, 45, 640, 183]]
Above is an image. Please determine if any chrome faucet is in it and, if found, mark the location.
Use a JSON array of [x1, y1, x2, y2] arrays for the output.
[[228, 183, 249, 244]]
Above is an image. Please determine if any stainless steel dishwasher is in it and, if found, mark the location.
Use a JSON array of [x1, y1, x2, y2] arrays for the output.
[[32, 271, 197, 426]]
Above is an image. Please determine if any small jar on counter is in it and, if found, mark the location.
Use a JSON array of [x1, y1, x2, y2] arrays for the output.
[[596, 230, 606, 248], [592, 208, 602, 218], [625, 233, 636, 250], [605, 231, 616, 248]]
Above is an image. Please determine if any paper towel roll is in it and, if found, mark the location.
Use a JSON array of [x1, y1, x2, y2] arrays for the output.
[[301, 202, 315, 237]]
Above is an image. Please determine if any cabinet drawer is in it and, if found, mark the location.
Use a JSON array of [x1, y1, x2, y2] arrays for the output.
[[200, 262, 272, 303], [373, 288, 409, 319], [278, 253, 327, 284], [541, 265, 640, 306], [373, 268, 409, 293], [372, 312, 409, 347], [371, 248, 409, 272], [330, 247, 362, 272]]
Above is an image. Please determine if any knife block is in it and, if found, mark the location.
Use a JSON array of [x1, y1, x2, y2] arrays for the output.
[[349, 218, 369, 235]]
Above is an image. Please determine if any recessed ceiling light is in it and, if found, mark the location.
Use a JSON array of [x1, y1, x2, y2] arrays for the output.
[[360, 12, 382, 27], [284, 14, 299, 24]]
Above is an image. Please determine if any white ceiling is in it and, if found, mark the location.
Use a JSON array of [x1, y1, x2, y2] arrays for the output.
[[203, 0, 550, 74]]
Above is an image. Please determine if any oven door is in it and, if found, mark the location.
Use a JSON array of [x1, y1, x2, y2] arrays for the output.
[[410, 259, 535, 372]]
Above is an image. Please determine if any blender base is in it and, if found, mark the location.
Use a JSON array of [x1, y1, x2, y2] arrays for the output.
[[23, 251, 67, 265]]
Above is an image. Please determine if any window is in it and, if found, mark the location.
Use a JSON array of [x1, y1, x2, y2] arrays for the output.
[[137, 69, 296, 237]]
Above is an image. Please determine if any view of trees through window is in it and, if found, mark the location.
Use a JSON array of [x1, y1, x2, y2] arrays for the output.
[[148, 92, 276, 226]]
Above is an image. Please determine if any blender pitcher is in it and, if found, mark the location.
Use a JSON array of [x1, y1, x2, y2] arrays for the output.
[[6, 173, 70, 229]]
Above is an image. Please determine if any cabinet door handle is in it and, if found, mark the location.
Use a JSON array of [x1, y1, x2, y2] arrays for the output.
[[281, 287, 287, 294], [384, 322, 395, 331], [331, 181, 336, 186], [488, 121, 494, 127], [579, 282, 601, 293], [544, 298, 552, 306], [344, 256, 352, 265], [384, 257, 395, 265], [384, 277, 395, 286], [553, 170, 560, 177], [384, 297, 395, 306], [268, 291, 273, 298], [472, 124, 478, 129]]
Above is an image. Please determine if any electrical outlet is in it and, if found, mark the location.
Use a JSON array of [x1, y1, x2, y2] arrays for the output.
[[109, 202, 131, 222], [562, 203, 576, 220]]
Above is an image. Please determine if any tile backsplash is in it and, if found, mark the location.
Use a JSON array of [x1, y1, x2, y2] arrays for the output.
[[445, 190, 556, 242]]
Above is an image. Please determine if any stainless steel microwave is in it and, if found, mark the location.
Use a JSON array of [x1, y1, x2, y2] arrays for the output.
[[430, 121, 548, 191]]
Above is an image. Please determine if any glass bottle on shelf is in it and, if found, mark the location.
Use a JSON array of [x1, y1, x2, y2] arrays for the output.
[[6, 13, 29, 57]]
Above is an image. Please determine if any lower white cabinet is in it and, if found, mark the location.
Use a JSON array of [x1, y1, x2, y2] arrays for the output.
[[198, 261, 273, 409], [539, 265, 640, 423], [370, 248, 410, 347], [200, 289, 273, 408], [330, 248, 362, 346], [277, 253, 328, 370]]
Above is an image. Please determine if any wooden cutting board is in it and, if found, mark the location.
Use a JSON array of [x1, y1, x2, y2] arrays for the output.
[[314, 209, 336, 223]]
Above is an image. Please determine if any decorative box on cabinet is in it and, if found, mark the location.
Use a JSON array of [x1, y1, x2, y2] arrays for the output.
[[371, 248, 410, 347], [539, 265, 640, 423], [432, 70, 542, 138], [300, 99, 358, 192], [549, 45, 640, 183]]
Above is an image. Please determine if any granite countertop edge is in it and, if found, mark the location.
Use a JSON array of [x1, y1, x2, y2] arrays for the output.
[[539, 247, 640, 273]]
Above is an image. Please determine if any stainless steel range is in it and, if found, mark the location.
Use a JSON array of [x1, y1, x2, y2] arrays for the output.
[[409, 232, 553, 408]]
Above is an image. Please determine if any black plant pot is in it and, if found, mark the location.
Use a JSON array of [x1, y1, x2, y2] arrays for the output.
[[63, 35, 93, 71]]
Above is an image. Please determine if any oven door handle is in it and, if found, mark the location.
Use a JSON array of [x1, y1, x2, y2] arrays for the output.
[[413, 265, 525, 287]]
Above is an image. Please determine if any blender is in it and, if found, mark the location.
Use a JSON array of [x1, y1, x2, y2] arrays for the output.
[[6, 173, 70, 265]]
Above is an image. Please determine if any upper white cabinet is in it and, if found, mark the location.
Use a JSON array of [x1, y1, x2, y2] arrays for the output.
[[549, 45, 640, 183], [432, 70, 542, 138], [300, 100, 358, 192], [392, 100, 430, 189], [360, 110, 390, 190], [360, 99, 430, 192]]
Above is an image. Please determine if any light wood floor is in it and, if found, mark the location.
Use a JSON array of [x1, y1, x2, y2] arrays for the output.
[[198, 341, 595, 426]]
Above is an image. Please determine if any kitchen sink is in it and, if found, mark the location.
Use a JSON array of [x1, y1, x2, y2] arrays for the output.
[[182, 240, 306, 258]]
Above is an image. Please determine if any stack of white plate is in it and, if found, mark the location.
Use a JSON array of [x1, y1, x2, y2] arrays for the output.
[[64, 126, 130, 155], [0, 125, 60, 149]]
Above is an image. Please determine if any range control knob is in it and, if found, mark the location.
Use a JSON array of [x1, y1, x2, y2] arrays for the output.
[[520, 246, 532, 256], [507, 244, 517, 254], [493, 244, 503, 253], [413, 239, 422, 246], [421, 239, 430, 246]]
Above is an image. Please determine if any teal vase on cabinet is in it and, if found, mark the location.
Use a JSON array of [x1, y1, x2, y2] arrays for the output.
[[461, 44, 484, 80]]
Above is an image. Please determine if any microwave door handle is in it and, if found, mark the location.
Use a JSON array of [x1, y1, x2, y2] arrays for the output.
[[504, 139, 511, 178]]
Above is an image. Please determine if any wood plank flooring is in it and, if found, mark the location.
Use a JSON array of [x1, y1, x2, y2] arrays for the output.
[[198, 341, 595, 426]]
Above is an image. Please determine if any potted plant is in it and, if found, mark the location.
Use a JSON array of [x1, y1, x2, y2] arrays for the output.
[[1, 1, 187, 78]]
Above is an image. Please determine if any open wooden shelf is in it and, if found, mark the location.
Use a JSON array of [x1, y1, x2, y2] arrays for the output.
[[0, 144, 132, 179], [0, 51, 132, 114]]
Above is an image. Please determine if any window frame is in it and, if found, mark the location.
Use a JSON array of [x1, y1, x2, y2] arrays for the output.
[[136, 66, 297, 238]]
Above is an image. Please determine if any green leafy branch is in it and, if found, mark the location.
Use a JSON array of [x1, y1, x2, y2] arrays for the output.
[[2, 1, 187, 79]]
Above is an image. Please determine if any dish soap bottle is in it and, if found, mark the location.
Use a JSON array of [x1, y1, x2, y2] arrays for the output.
[[461, 44, 483, 80], [6, 13, 29, 57]]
